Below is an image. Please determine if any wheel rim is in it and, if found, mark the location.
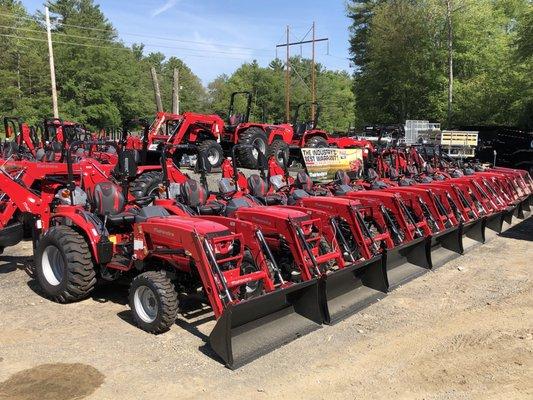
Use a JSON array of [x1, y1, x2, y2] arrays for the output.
[[134, 285, 158, 323], [241, 264, 260, 296], [251, 138, 266, 160], [275, 148, 287, 165], [41, 245, 65, 286], [207, 148, 220, 165]]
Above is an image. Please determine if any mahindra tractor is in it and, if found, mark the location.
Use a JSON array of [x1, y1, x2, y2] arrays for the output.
[[0, 140, 338, 369], [124, 91, 291, 170], [2, 117, 39, 159]]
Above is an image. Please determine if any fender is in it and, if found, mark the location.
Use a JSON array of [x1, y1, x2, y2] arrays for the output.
[[51, 206, 109, 264]]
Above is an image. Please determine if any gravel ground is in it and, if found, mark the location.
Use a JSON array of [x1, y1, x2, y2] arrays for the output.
[[0, 213, 531, 400]]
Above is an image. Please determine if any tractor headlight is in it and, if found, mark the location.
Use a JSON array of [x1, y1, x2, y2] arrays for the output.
[[55, 186, 87, 206]]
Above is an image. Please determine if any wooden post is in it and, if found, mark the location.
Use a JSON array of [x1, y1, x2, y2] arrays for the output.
[[311, 21, 316, 121], [446, 0, 453, 128], [150, 66, 163, 112], [285, 25, 290, 122], [45, 7, 59, 118], [172, 68, 180, 114]]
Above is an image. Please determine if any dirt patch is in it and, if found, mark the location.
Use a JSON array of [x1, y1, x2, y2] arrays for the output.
[[0, 363, 104, 400]]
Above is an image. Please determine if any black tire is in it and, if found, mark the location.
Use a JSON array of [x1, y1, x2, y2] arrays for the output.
[[129, 271, 178, 334], [198, 139, 224, 168], [305, 136, 329, 148], [129, 171, 163, 199], [267, 139, 290, 168], [237, 127, 268, 168], [318, 239, 337, 273], [237, 250, 264, 300], [35, 226, 96, 303]]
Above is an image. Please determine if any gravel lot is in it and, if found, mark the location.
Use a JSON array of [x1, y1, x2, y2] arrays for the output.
[[0, 212, 531, 400]]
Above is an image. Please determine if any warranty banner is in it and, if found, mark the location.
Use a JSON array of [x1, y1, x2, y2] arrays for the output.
[[301, 147, 364, 183]]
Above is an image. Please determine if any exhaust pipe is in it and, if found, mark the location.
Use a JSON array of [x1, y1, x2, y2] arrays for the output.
[[321, 255, 387, 325], [429, 226, 462, 269], [383, 236, 431, 290], [209, 279, 324, 369]]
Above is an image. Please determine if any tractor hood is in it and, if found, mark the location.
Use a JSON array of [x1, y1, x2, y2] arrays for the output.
[[235, 206, 309, 228], [142, 216, 230, 237], [298, 196, 362, 212]]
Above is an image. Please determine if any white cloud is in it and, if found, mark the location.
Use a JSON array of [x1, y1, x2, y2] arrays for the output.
[[151, 0, 178, 17]]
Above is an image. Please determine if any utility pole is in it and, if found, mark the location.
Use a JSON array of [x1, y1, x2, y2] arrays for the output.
[[172, 68, 180, 114], [45, 6, 59, 118], [446, 0, 453, 128], [285, 25, 290, 122], [150, 66, 163, 112], [276, 24, 328, 123], [311, 21, 316, 121]]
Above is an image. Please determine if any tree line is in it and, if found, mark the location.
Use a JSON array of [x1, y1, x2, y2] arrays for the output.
[[0, 0, 355, 133], [0, 0, 530, 134], [348, 0, 532, 129]]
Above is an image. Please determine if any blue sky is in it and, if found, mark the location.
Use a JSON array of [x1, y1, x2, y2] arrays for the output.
[[21, 0, 353, 85]]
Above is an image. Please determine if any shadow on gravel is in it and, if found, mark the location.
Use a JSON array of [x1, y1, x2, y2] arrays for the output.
[[116, 294, 222, 364], [0, 363, 104, 400], [500, 218, 533, 242], [91, 284, 129, 306], [0, 255, 32, 275]]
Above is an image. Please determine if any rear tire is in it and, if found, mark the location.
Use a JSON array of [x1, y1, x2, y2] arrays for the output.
[[268, 139, 290, 168], [35, 226, 96, 303], [237, 127, 268, 168], [129, 171, 163, 199], [129, 271, 178, 334], [305, 136, 328, 148], [198, 140, 224, 168]]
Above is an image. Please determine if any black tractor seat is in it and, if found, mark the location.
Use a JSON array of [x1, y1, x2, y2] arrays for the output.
[[181, 178, 224, 215], [247, 174, 285, 205], [90, 182, 169, 225], [295, 171, 328, 196], [333, 170, 363, 194], [366, 168, 389, 189]]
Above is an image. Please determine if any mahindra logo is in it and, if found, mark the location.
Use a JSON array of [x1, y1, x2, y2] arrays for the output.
[[153, 228, 174, 237], [251, 217, 273, 226]]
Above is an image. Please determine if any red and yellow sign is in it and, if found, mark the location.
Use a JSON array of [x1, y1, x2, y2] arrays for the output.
[[301, 147, 364, 183]]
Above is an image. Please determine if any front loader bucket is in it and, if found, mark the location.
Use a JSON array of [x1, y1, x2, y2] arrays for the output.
[[502, 206, 516, 232], [460, 219, 485, 253], [485, 211, 504, 236], [209, 279, 324, 369], [429, 226, 462, 269], [383, 236, 431, 290], [515, 200, 528, 220], [521, 197, 531, 217], [321, 256, 387, 325]]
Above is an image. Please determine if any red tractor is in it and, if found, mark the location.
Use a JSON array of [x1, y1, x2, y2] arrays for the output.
[[131, 91, 293, 169], [0, 140, 332, 369]]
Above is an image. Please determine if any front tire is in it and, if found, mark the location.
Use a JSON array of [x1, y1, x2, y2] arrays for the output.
[[129, 271, 178, 334], [237, 250, 264, 300], [35, 226, 96, 303], [237, 127, 268, 168], [198, 140, 224, 168], [268, 139, 290, 168]]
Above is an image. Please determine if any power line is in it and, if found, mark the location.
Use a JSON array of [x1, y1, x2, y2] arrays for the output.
[[0, 24, 274, 58], [0, 11, 274, 53], [0, 32, 271, 60]]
